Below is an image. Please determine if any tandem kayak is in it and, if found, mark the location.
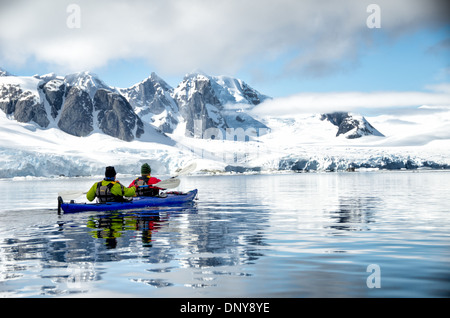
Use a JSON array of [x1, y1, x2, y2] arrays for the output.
[[58, 189, 198, 214]]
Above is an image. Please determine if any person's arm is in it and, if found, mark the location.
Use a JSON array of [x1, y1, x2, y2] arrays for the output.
[[112, 182, 136, 197], [86, 183, 98, 202], [123, 185, 136, 197]]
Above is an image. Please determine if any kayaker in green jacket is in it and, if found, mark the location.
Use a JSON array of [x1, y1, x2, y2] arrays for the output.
[[86, 166, 136, 203]]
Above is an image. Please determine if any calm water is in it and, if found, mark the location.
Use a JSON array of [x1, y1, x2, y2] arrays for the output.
[[0, 171, 449, 298]]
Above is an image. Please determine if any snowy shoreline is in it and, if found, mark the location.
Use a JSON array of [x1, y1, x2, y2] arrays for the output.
[[2, 160, 449, 182], [2, 113, 449, 179]]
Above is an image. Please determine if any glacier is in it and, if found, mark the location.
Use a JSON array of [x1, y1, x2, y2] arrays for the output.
[[2, 106, 449, 179]]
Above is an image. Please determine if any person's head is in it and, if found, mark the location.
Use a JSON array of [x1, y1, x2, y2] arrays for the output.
[[141, 163, 151, 176], [105, 166, 116, 181]]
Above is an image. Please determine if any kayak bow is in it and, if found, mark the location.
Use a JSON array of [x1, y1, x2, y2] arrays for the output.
[[58, 189, 198, 214]]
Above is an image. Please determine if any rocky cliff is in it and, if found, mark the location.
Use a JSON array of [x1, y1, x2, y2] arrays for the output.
[[0, 71, 145, 141], [320, 112, 384, 139]]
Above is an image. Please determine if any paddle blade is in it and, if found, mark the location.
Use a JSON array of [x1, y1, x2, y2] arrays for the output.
[[58, 191, 85, 201], [154, 178, 181, 189], [174, 162, 197, 177]]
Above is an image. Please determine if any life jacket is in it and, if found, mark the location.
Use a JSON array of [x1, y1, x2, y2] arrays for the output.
[[95, 181, 125, 203], [134, 176, 159, 197]]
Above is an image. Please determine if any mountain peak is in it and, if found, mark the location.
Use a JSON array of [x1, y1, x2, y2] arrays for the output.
[[183, 71, 209, 82], [320, 112, 384, 139], [149, 71, 162, 80], [64, 70, 103, 83], [176, 71, 270, 106], [0, 67, 12, 77], [64, 71, 111, 98], [141, 72, 173, 91]]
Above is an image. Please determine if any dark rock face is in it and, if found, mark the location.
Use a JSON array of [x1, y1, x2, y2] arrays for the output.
[[178, 77, 225, 137], [42, 79, 65, 119], [0, 71, 147, 141], [174, 74, 268, 138], [124, 73, 174, 115], [14, 91, 49, 128], [58, 86, 93, 137], [1, 69, 271, 141], [0, 84, 49, 127], [119, 73, 179, 133], [56, 72, 145, 140], [320, 112, 348, 127], [0, 84, 22, 115], [94, 89, 144, 141], [321, 112, 384, 138], [240, 81, 266, 105]]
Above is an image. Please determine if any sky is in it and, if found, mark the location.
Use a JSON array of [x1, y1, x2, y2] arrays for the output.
[[0, 0, 449, 115]]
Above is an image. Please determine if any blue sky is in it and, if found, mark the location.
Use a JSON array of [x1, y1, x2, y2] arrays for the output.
[[1, 0, 449, 102], [245, 26, 449, 97]]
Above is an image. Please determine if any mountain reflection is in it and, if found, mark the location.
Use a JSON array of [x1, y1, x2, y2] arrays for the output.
[[327, 195, 379, 232]]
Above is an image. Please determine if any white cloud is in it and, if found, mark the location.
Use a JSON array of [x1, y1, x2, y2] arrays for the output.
[[0, 0, 448, 76], [251, 85, 450, 116], [425, 83, 450, 94]]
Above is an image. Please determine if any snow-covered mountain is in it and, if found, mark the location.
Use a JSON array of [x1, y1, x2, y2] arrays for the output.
[[0, 69, 377, 142], [0, 67, 12, 77], [0, 69, 273, 143], [172, 72, 270, 137], [118, 71, 270, 136], [320, 112, 384, 139], [0, 71, 147, 141], [118, 72, 179, 134], [1, 67, 449, 178]]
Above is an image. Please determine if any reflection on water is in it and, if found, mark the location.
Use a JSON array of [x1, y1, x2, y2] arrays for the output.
[[87, 212, 167, 249], [0, 171, 449, 297], [328, 196, 379, 232]]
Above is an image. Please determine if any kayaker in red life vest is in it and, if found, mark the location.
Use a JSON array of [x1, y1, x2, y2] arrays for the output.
[[129, 163, 162, 196]]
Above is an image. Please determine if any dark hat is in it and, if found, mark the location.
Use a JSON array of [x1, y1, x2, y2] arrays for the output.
[[105, 166, 117, 178], [141, 163, 151, 175]]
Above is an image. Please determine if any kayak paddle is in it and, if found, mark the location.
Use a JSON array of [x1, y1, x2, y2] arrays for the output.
[[145, 178, 181, 189], [153, 162, 196, 188], [173, 162, 197, 178], [58, 190, 88, 201]]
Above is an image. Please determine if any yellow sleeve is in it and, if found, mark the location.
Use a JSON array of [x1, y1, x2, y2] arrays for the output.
[[123, 184, 136, 197], [112, 182, 136, 197], [86, 183, 98, 202]]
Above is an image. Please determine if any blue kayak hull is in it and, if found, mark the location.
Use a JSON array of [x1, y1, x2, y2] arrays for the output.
[[59, 189, 198, 213]]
